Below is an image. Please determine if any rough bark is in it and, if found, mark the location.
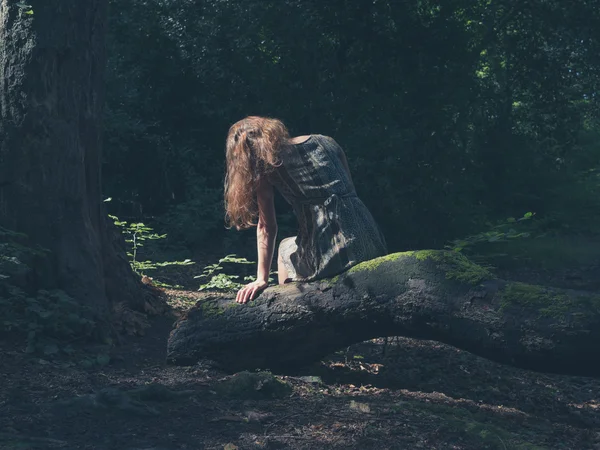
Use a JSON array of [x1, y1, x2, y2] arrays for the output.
[[0, 1, 145, 319], [168, 250, 600, 377]]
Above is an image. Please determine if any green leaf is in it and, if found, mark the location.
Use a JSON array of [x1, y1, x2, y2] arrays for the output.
[[519, 212, 535, 221]]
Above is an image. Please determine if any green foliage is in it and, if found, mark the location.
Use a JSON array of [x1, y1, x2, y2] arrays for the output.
[[196, 273, 241, 292], [195, 254, 258, 292], [107, 206, 194, 285], [0, 227, 100, 356], [16, 2, 33, 16], [0, 288, 97, 354], [0, 227, 46, 281], [446, 212, 536, 253]]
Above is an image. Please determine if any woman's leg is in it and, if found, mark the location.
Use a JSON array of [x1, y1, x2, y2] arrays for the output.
[[277, 237, 297, 285], [277, 251, 289, 285]]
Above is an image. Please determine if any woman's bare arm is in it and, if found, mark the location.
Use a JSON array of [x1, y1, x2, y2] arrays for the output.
[[255, 177, 278, 283], [236, 177, 277, 303]]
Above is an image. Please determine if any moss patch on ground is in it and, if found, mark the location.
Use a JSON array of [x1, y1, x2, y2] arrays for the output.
[[499, 282, 600, 318]]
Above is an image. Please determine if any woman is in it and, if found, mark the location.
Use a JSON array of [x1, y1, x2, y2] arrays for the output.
[[224, 116, 387, 304]]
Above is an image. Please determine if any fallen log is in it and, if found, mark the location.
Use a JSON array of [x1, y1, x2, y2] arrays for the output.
[[167, 250, 600, 377]]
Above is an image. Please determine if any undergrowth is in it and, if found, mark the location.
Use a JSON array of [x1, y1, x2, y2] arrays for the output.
[[106, 198, 194, 288], [0, 227, 109, 365]]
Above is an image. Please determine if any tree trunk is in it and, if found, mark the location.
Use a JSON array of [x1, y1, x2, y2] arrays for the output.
[[0, 1, 145, 323], [168, 250, 600, 377]]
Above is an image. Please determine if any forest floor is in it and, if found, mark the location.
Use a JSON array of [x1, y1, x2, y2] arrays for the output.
[[2, 237, 600, 449]]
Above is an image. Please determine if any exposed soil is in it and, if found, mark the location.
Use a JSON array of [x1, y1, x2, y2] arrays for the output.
[[1, 264, 600, 449]]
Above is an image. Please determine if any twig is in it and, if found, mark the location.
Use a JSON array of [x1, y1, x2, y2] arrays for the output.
[[0, 433, 68, 446], [263, 435, 314, 440], [496, 434, 508, 450], [263, 412, 305, 436]]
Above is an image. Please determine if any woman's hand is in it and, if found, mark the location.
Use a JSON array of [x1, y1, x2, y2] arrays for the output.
[[236, 279, 268, 304]]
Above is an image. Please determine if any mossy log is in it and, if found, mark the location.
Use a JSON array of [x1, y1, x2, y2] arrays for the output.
[[167, 250, 600, 377]]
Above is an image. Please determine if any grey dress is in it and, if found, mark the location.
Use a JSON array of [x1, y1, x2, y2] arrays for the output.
[[269, 134, 387, 281]]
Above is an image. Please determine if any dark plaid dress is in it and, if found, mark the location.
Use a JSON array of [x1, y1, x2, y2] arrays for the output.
[[269, 134, 387, 281]]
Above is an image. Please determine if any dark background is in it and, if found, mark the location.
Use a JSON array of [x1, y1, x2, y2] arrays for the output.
[[102, 0, 600, 262]]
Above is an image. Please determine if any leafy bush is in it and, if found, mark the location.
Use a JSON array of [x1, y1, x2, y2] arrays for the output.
[[1, 287, 97, 355], [0, 227, 100, 355]]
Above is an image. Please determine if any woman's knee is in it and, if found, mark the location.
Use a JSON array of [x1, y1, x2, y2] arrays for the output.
[[277, 256, 288, 285]]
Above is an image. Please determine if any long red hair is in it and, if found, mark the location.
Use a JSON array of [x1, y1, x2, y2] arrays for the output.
[[224, 116, 289, 230]]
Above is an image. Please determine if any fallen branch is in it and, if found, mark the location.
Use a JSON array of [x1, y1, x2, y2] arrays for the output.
[[167, 250, 600, 377]]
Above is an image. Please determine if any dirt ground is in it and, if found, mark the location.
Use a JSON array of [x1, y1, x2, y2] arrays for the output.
[[2, 261, 600, 449]]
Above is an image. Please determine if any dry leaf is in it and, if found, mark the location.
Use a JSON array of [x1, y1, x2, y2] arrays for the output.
[[349, 400, 371, 414], [224, 444, 238, 450]]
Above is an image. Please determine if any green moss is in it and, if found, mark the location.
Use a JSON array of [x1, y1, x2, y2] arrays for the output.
[[338, 250, 491, 285], [412, 249, 440, 261], [499, 283, 600, 321], [346, 252, 405, 274], [410, 250, 493, 285], [499, 282, 577, 318], [198, 300, 223, 317], [328, 274, 341, 284]]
